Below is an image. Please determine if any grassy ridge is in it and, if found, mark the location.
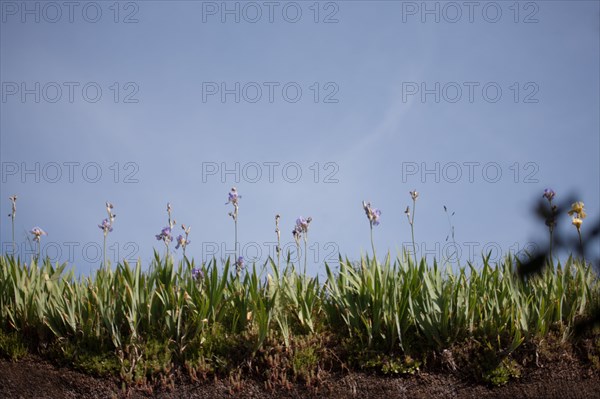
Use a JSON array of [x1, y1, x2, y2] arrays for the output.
[[0, 253, 598, 387]]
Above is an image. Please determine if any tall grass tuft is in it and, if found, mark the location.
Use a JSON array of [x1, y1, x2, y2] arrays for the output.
[[0, 252, 597, 383]]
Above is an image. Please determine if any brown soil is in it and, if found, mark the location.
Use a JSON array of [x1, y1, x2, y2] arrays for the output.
[[1, 354, 598, 399]]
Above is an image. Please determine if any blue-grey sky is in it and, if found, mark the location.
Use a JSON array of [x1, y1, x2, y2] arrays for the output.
[[1, 0, 599, 277]]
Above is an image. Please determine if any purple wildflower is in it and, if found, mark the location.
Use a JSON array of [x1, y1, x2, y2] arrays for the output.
[[192, 267, 203, 281], [175, 234, 190, 250], [372, 209, 381, 226], [156, 226, 173, 243], [226, 187, 241, 205], [30, 227, 47, 242], [98, 218, 113, 235], [9, 195, 17, 217], [235, 256, 244, 272], [293, 226, 302, 241], [295, 217, 312, 233], [543, 188, 556, 202], [362, 201, 381, 227]]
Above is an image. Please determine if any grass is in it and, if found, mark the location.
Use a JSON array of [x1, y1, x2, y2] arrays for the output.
[[0, 252, 598, 388]]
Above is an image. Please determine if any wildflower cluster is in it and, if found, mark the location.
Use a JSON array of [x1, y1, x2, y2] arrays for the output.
[[8, 195, 17, 249], [542, 189, 557, 259], [30, 226, 47, 262], [176, 224, 191, 255], [157, 203, 175, 241], [362, 201, 381, 228], [568, 200, 587, 253], [292, 217, 312, 242], [363, 201, 381, 258], [226, 187, 241, 259], [226, 187, 241, 221], [540, 189, 588, 258], [293, 216, 312, 272], [191, 266, 203, 283], [98, 202, 116, 270], [568, 201, 586, 230], [8, 195, 17, 219], [99, 202, 116, 237], [235, 256, 245, 274], [156, 202, 177, 257], [30, 226, 47, 242], [275, 214, 281, 270], [406, 190, 419, 265]]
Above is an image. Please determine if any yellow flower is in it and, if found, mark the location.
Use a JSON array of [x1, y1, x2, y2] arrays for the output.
[[572, 217, 583, 230], [568, 202, 586, 219]]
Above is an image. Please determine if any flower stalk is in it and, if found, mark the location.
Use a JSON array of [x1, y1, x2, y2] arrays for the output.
[[176, 224, 191, 262], [30, 227, 46, 262], [99, 202, 116, 270], [226, 187, 241, 260], [406, 190, 419, 266], [293, 217, 312, 274], [275, 214, 281, 273], [362, 201, 381, 260], [568, 201, 586, 257], [156, 202, 176, 260], [8, 195, 17, 254], [542, 189, 557, 261]]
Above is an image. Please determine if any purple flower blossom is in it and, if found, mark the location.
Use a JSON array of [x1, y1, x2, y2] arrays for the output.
[[98, 218, 113, 234], [292, 217, 312, 243], [30, 227, 47, 242], [295, 216, 312, 233], [155, 226, 173, 243], [362, 201, 381, 227], [9, 195, 17, 217], [192, 267, 203, 281], [226, 187, 241, 205], [543, 188, 556, 202], [235, 256, 244, 271], [293, 226, 302, 241], [296, 217, 308, 231], [371, 208, 381, 226], [175, 234, 190, 250]]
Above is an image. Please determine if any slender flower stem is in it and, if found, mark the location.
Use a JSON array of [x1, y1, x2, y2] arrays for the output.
[[545, 194, 556, 263], [11, 218, 15, 254], [276, 245, 280, 273], [103, 234, 107, 270], [303, 235, 308, 275], [227, 187, 241, 263], [577, 229, 584, 259], [296, 242, 301, 270], [411, 199, 417, 266], [362, 202, 380, 261], [549, 229, 554, 262], [370, 224, 376, 260], [568, 201, 586, 263], [9, 195, 17, 254], [275, 215, 281, 274], [235, 218, 238, 260]]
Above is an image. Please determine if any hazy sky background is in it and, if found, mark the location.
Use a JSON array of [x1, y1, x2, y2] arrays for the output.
[[1, 0, 599, 277]]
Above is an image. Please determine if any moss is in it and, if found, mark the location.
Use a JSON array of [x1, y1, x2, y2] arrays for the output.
[[74, 351, 121, 377], [360, 353, 421, 375], [292, 344, 318, 382], [0, 329, 28, 361], [482, 358, 521, 386], [184, 323, 246, 377]]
